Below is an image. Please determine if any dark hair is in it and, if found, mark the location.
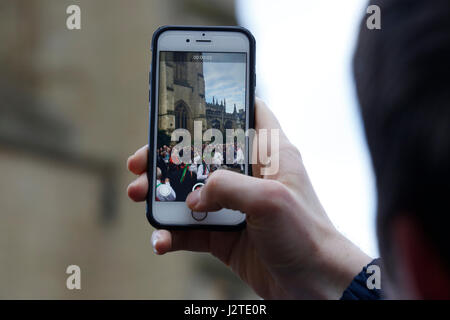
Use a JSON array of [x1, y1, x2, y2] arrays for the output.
[[354, 0, 450, 274]]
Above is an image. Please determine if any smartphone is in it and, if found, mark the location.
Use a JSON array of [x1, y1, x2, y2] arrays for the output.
[[147, 26, 255, 230]]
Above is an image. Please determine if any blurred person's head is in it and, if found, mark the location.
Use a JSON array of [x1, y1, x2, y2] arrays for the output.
[[354, 0, 450, 298]]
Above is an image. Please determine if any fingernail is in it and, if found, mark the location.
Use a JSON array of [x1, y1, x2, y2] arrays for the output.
[[136, 145, 148, 154], [128, 179, 138, 189], [126, 156, 133, 170], [151, 231, 160, 254], [186, 189, 201, 208]]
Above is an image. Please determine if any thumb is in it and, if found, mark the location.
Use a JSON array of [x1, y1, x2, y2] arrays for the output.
[[186, 169, 291, 216]]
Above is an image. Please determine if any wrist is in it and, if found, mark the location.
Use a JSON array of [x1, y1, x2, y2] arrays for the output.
[[314, 226, 372, 299], [289, 224, 372, 299]]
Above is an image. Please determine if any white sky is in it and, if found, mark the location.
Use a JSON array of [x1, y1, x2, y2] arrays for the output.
[[203, 58, 246, 113], [236, 0, 378, 257]]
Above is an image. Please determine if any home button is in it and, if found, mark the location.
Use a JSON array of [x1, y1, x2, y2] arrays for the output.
[[191, 211, 207, 221]]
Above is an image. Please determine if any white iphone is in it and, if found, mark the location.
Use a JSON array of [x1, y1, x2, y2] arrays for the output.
[[147, 26, 255, 230]]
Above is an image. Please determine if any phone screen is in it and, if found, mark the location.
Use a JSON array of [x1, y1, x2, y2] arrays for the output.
[[155, 51, 247, 202]]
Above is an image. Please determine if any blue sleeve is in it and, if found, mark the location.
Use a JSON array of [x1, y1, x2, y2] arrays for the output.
[[340, 258, 383, 300]]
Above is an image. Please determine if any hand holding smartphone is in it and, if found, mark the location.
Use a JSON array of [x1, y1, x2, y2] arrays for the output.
[[130, 26, 367, 300], [147, 26, 256, 230]]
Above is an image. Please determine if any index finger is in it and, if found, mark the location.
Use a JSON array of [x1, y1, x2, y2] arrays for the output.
[[127, 145, 148, 175]]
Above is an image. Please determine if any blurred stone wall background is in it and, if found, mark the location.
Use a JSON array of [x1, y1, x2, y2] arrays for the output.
[[0, 0, 256, 299]]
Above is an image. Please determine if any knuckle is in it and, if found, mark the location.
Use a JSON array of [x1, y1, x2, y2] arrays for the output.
[[264, 180, 288, 197], [260, 180, 293, 210]]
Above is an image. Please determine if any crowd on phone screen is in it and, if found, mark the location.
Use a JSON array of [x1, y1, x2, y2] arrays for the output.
[[155, 143, 245, 201]]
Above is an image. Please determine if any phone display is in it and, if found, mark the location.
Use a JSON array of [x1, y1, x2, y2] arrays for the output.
[[147, 26, 255, 230], [155, 51, 247, 202]]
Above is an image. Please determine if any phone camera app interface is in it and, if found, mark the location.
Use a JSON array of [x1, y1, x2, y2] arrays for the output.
[[155, 51, 247, 202]]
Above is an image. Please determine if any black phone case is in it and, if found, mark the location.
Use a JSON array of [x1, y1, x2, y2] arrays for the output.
[[146, 25, 256, 231]]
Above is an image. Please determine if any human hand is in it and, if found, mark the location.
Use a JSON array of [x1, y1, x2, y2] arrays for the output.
[[127, 98, 371, 299]]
